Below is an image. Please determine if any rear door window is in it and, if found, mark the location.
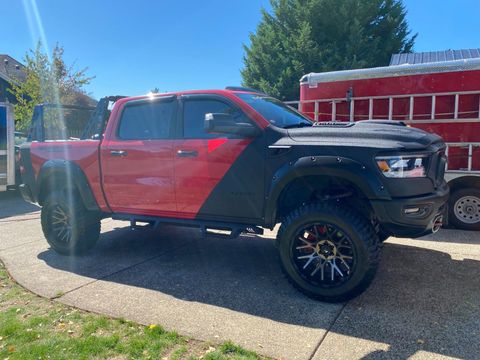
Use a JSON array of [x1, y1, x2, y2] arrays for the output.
[[118, 99, 175, 140]]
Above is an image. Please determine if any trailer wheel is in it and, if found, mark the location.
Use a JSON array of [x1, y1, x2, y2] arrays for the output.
[[449, 188, 480, 231], [277, 202, 380, 302], [41, 191, 101, 255]]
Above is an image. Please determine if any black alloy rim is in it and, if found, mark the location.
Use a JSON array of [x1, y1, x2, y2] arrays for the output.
[[50, 205, 72, 243], [291, 223, 356, 287]]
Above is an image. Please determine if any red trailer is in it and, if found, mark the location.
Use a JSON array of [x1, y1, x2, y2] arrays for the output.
[[289, 51, 480, 230]]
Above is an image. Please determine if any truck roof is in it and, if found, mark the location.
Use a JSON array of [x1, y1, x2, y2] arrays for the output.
[[117, 88, 261, 104], [300, 57, 480, 86], [108, 88, 272, 131]]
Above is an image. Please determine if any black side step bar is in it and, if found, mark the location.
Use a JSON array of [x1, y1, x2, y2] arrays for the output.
[[112, 213, 264, 239], [201, 225, 263, 239]]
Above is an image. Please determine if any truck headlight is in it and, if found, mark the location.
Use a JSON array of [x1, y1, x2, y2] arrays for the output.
[[375, 155, 428, 178]]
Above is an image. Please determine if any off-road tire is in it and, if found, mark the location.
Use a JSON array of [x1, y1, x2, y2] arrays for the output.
[[277, 202, 380, 302], [41, 191, 101, 255], [448, 188, 480, 231]]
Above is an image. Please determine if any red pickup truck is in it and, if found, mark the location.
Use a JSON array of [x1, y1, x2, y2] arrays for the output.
[[19, 88, 448, 302]]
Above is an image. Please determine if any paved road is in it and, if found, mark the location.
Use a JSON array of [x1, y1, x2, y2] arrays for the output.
[[0, 192, 479, 359]]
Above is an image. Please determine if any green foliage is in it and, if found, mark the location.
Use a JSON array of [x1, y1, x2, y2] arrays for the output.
[[8, 42, 95, 132], [242, 0, 417, 100]]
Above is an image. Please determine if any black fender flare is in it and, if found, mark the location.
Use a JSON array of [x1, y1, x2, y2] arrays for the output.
[[37, 159, 100, 211], [264, 156, 391, 227]]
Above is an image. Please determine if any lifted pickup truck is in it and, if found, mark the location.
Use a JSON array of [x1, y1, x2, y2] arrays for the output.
[[19, 88, 449, 302]]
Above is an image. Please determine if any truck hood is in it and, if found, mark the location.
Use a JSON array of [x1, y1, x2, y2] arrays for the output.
[[287, 120, 444, 150]]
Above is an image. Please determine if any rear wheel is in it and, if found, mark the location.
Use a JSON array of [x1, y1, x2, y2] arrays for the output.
[[449, 188, 480, 231], [41, 191, 101, 255], [277, 202, 380, 302]]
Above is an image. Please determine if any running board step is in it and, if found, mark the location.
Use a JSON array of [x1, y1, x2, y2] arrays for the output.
[[130, 220, 156, 230], [201, 225, 264, 239], [112, 213, 264, 238]]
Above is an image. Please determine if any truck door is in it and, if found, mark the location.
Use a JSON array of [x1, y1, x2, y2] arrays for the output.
[[101, 96, 177, 217], [174, 95, 265, 223]]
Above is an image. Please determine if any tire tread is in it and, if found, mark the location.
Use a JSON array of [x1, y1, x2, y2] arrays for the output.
[[41, 191, 101, 255], [277, 201, 380, 302]]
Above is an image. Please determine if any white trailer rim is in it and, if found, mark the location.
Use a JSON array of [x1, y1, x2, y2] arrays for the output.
[[453, 195, 480, 224]]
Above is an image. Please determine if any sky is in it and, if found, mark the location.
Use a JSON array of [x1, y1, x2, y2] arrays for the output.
[[1, 0, 479, 100]]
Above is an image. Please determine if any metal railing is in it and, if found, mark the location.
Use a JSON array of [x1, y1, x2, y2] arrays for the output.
[[445, 142, 480, 173], [285, 90, 480, 123]]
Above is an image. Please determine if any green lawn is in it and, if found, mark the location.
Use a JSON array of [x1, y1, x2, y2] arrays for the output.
[[0, 263, 265, 360]]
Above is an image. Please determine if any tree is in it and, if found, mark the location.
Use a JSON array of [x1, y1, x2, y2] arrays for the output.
[[8, 42, 94, 131], [242, 0, 416, 100]]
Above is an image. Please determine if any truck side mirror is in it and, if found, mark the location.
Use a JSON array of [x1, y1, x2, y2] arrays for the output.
[[204, 113, 261, 137]]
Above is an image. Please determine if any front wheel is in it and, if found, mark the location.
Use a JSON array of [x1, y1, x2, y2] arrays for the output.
[[277, 202, 380, 302], [41, 191, 101, 255], [448, 188, 480, 231]]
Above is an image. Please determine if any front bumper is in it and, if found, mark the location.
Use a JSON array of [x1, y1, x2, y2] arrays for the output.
[[371, 182, 449, 238]]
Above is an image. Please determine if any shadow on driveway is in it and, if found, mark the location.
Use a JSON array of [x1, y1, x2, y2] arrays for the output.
[[37, 224, 480, 359], [38, 225, 326, 326], [0, 191, 39, 219], [324, 240, 480, 359]]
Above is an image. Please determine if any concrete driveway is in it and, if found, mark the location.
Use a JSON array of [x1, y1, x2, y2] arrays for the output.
[[0, 192, 479, 359]]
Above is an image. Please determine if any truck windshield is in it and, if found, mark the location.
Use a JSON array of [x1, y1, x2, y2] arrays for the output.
[[236, 93, 312, 129]]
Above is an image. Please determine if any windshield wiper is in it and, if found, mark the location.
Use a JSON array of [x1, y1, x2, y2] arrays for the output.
[[283, 122, 313, 129]]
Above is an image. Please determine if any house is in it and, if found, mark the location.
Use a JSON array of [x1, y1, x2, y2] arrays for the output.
[[0, 55, 26, 103]]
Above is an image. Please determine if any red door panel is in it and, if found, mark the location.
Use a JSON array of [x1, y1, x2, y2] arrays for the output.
[[101, 139, 176, 216], [174, 138, 251, 218]]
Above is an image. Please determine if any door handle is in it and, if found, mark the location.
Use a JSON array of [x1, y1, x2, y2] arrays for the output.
[[177, 149, 198, 158], [110, 150, 128, 157]]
